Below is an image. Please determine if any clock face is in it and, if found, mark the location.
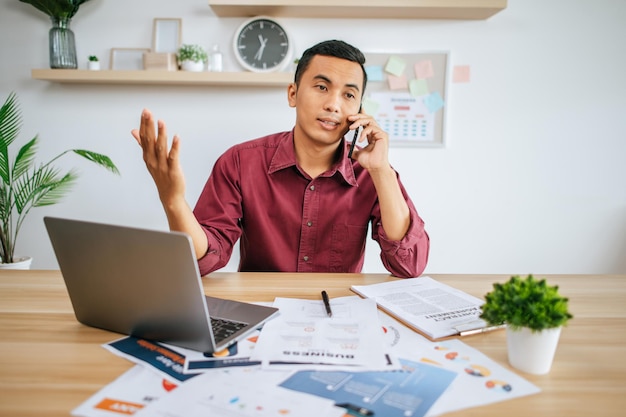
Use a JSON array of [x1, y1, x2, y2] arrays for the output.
[[234, 17, 291, 73]]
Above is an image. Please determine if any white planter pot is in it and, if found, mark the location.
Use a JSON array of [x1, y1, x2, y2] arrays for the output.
[[506, 326, 562, 375], [181, 60, 204, 72], [0, 256, 33, 270], [88, 61, 100, 70]]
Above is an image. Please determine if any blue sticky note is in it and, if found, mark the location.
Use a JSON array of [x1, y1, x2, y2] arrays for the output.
[[423, 91, 445, 113], [365, 65, 384, 82]]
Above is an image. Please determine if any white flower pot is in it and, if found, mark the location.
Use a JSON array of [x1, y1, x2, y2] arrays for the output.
[[88, 61, 100, 70], [181, 60, 204, 72], [0, 256, 33, 270], [506, 326, 562, 375]]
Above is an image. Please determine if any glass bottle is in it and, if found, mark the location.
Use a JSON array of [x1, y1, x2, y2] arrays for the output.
[[49, 17, 77, 69], [208, 44, 223, 72]]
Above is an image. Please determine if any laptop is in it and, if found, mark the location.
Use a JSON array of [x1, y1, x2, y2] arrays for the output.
[[44, 216, 279, 354]]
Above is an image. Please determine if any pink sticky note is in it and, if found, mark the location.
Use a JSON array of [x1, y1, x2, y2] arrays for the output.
[[414, 60, 434, 79], [387, 74, 408, 90], [453, 65, 471, 83]]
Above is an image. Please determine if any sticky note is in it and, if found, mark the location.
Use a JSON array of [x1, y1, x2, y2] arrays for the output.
[[423, 91, 445, 113], [384, 56, 406, 77], [361, 97, 380, 115], [365, 65, 384, 82], [453, 65, 471, 83], [414, 60, 434, 79], [387, 74, 408, 90], [409, 79, 429, 97]]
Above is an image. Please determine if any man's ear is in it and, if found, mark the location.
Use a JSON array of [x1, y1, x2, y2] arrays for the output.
[[287, 83, 297, 108]]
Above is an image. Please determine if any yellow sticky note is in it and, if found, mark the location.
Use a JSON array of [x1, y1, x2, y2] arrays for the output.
[[409, 79, 429, 97], [384, 56, 406, 77]]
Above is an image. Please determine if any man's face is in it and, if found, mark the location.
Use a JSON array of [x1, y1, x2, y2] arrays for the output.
[[288, 55, 363, 147]]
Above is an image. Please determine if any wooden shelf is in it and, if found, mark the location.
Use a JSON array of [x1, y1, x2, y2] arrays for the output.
[[31, 69, 293, 87], [208, 0, 507, 20]]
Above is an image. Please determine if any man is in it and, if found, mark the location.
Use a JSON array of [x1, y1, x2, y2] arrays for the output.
[[132, 40, 429, 278]]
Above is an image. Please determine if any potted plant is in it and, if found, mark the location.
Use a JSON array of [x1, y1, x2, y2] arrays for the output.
[[87, 55, 100, 70], [0, 92, 119, 268], [18, 0, 96, 69], [177, 44, 207, 72], [480, 274, 573, 374]]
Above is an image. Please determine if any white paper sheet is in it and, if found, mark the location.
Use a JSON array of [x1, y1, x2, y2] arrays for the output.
[[250, 296, 394, 370]]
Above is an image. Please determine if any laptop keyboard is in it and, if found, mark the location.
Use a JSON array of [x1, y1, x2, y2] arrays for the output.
[[210, 317, 248, 344]]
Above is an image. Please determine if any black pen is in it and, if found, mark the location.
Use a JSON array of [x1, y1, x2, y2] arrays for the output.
[[336, 402, 375, 416], [321, 290, 332, 317]]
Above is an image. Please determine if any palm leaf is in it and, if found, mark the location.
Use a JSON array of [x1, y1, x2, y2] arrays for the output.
[[13, 136, 38, 181], [0, 92, 21, 186], [13, 165, 77, 213], [32, 172, 78, 207], [72, 149, 120, 174]]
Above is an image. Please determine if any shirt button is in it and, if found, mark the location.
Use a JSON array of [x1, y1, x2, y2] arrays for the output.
[[307, 221, 313, 227], [309, 185, 315, 191], [303, 256, 309, 261]]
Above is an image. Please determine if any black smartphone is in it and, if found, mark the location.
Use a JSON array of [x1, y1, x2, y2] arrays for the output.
[[347, 105, 362, 160]]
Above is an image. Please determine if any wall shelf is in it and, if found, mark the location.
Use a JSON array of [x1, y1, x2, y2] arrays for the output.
[[207, 0, 507, 20], [31, 69, 293, 87]]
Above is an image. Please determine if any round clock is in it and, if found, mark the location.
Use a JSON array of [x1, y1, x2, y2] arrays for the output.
[[233, 16, 292, 73]]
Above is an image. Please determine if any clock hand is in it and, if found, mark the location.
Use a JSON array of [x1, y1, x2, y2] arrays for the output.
[[254, 36, 268, 61], [254, 45, 266, 60]]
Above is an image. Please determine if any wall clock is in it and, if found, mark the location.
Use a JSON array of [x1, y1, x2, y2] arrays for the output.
[[233, 16, 292, 73]]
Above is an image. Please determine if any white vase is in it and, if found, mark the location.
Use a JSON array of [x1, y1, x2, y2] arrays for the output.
[[0, 256, 33, 270], [88, 61, 100, 70], [506, 326, 562, 375], [181, 60, 204, 72]]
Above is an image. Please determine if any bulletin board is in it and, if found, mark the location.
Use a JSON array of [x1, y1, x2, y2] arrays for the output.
[[361, 52, 449, 147]]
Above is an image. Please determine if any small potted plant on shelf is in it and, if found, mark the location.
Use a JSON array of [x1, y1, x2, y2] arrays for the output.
[[0, 92, 119, 269], [480, 274, 573, 374], [88, 55, 100, 70], [177, 44, 207, 72]]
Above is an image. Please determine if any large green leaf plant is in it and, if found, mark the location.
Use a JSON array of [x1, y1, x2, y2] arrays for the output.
[[0, 92, 119, 264], [18, 0, 94, 20]]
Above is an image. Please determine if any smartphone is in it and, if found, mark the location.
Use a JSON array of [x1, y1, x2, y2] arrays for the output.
[[347, 105, 362, 160]]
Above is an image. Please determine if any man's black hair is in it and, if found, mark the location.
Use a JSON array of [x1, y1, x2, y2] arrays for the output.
[[294, 40, 367, 94]]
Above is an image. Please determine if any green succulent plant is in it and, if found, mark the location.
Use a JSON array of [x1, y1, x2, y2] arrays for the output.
[[0, 92, 119, 264], [18, 0, 94, 20], [480, 274, 573, 332], [177, 44, 208, 63]]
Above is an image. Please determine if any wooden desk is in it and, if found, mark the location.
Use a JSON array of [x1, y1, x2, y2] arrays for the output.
[[1, 271, 625, 416]]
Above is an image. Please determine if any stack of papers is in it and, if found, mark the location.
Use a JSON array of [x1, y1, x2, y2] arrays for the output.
[[72, 294, 540, 417]]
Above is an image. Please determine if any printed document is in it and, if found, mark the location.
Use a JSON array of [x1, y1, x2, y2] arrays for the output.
[[351, 276, 488, 339], [251, 296, 393, 369]]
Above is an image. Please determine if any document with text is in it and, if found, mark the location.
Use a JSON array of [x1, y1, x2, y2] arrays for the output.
[[251, 296, 394, 369], [351, 276, 489, 339]]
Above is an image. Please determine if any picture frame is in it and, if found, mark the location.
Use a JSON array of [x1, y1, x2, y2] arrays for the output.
[[110, 48, 150, 70], [152, 18, 182, 54]]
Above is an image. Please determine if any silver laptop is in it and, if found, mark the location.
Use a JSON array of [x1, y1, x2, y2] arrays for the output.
[[44, 216, 278, 354]]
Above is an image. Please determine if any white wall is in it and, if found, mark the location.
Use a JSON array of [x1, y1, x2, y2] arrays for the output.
[[1, 0, 624, 274]]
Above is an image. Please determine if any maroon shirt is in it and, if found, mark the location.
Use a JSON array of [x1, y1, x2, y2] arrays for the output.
[[194, 130, 429, 278]]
